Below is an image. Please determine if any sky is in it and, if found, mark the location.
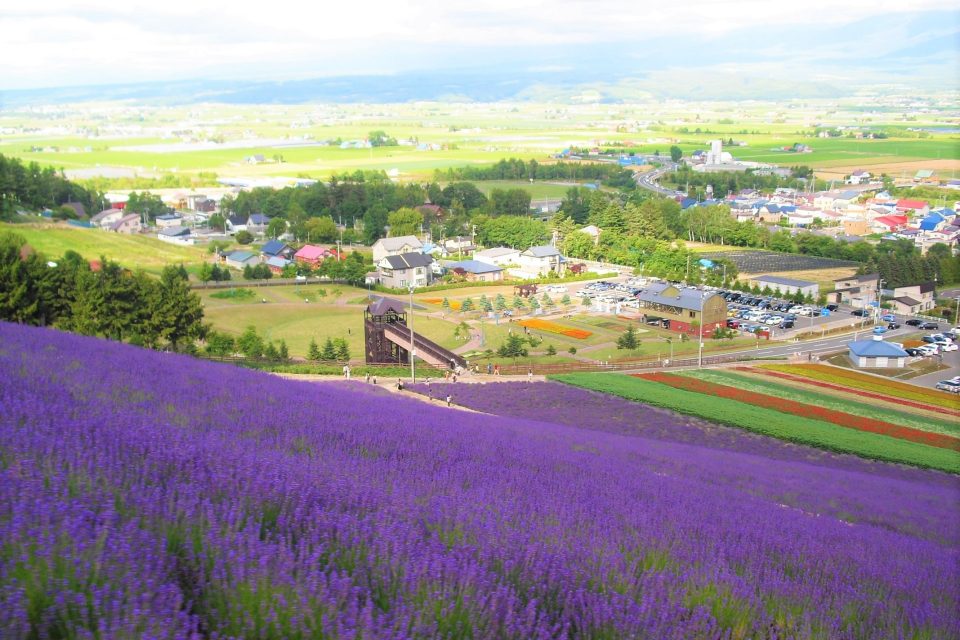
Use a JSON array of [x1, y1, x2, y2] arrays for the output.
[[2, 0, 958, 90]]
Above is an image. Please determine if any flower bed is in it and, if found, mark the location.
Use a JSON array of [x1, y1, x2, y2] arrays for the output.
[[764, 364, 960, 408], [684, 369, 959, 437], [553, 373, 960, 475], [635, 373, 960, 451], [754, 365, 960, 414], [519, 318, 592, 339]]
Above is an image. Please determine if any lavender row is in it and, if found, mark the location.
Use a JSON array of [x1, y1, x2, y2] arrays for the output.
[[1, 322, 958, 639]]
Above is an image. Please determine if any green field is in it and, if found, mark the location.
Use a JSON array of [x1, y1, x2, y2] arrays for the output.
[[199, 284, 464, 358], [3, 100, 956, 187], [0, 222, 212, 275], [551, 373, 960, 474], [470, 180, 583, 199]]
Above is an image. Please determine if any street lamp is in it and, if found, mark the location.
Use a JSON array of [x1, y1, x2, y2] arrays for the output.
[[408, 285, 416, 383]]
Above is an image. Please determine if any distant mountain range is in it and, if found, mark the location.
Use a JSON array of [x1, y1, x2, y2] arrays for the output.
[[1, 10, 954, 107]]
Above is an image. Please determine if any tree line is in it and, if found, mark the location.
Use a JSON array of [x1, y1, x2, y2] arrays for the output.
[[435, 157, 633, 184], [0, 154, 102, 219], [0, 232, 205, 351]]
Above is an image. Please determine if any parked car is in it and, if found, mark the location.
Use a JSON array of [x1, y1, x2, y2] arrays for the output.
[[905, 347, 922, 357], [935, 380, 960, 393], [851, 309, 870, 317], [917, 345, 939, 356], [825, 304, 839, 311], [780, 320, 795, 329], [919, 322, 939, 330], [905, 318, 923, 326], [940, 343, 959, 352]]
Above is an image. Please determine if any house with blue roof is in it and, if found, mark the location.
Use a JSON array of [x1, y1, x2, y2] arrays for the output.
[[247, 213, 271, 235], [445, 260, 504, 283], [260, 239, 292, 258], [848, 336, 908, 369], [919, 212, 945, 231], [224, 250, 258, 270]]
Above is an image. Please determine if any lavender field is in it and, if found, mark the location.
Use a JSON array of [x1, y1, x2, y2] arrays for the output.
[[2, 323, 959, 639]]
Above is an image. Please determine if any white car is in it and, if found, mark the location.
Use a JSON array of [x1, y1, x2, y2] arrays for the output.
[[917, 345, 939, 356], [939, 343, 958, 352]]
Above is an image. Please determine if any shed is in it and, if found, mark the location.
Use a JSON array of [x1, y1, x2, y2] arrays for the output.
[[848, 336, 908, 368]]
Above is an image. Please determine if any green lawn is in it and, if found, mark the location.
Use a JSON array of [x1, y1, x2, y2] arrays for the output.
[[1, 222, 212, 275], [469, 180, 583, 199], [201, 294, 462, 359], [552, 373, 960, 474]]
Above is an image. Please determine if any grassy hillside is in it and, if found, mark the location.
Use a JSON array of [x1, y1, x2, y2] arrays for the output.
[[1, 222, 211, 275]]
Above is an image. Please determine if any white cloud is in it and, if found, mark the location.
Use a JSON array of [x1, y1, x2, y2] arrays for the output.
[[1, 0, 956, 89]]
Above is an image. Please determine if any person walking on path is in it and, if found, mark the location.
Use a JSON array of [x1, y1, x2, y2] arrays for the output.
[[446, 394, 452, 407]]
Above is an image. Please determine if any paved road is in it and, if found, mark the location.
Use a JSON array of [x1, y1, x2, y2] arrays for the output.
[[634, 162, 682, 197]]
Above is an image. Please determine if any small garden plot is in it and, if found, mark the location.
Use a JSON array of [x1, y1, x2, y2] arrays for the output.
[[518, 319, 592, 339], [699, 250, 859, 274]]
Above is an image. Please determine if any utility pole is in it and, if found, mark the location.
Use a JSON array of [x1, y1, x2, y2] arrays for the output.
[[698, 288, 705, 368], [408, 285, 416, 384]]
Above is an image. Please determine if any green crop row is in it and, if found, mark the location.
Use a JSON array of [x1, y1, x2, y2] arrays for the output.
[[550, 373, 960, 475], [681, 369, 960, 438]]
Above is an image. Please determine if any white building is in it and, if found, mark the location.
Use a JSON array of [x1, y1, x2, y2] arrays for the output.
[[371, 235, 424, 263], [473, 247, 521, 268]]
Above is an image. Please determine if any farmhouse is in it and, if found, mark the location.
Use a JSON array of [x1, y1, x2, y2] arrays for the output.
[[294, 244, 334, 268], [847, 335, 908, 369], [157, 226, 193, 245], [889, 282, 936, 315], [265, 256, 291, 275], [444, 260, 504, 282], [636, 283, 726, 336], [155, 214, 183, 229], [750, 275, 819, 298], [90, 208, 125, 230], [225, 215, 247, 234], [110, 213, 142, 235], [474, 247, 521, 267], [895, 199, 929, 216], [516, 245, 563, 278], [829, 273, 880, 306], [377, 252, 434, 289], [224, 250, 258, 270], [247, 214, 271, 235], [372, 235, 423, 263], [261, 239, 293, 259]]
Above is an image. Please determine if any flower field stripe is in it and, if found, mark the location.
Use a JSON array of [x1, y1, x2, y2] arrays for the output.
[[518, 318, 592, 339], [739, 367, 960, 418], [758, 364, 960, 411], [684, 369, 960, 438], [552, 373, 960, 474], [635, 372, 960, 452]]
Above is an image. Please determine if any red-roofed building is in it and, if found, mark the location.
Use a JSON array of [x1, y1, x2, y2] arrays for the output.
[[294, 245, 340, 267], [895, 199, 929, 216], [870, 215, 908, 233]]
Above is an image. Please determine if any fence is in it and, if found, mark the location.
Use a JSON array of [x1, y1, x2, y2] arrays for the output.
[[495, 352, 757, 375], [190, 277, 350, 290]]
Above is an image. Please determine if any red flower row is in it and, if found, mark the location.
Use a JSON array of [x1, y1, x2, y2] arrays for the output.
[[635, 372, 960, 451]]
